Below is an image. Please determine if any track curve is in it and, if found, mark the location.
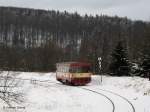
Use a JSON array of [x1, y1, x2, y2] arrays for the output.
[[33, 79, 136, 112], [78, 87, 115, 112], [13, 78, 115, 112], [96, 88, 135, 112], [1, 77, 136, 112]]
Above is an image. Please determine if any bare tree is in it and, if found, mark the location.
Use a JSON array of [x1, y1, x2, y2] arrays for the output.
[[0, 71, 24, 107]]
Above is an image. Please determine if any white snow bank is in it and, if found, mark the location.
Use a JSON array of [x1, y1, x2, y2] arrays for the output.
[[92, 75, 150, 95], [0, 71, 150, 112]]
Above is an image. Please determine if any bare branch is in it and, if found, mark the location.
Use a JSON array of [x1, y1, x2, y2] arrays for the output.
[[0, 71, 24, 106]]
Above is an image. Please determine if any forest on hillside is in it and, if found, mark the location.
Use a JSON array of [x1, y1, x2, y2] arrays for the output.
[[0, 7, 150, 77]]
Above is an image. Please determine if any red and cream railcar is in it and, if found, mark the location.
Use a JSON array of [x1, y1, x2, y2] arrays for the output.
[[56, 62, 92, 86]]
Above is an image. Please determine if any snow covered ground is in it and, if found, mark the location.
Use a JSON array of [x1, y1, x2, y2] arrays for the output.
[[0, 72, 150, 112]]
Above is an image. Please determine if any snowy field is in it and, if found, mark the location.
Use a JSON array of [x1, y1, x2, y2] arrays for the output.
[[0, 72, 150, 112]]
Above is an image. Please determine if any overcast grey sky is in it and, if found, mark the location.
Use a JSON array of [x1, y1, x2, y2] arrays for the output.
[[0, 0, 150, 21]]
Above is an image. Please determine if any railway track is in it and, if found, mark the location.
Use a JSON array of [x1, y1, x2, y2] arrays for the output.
[[10, 77, 115, 112], [32, 78, 136, 112], [78, 87, 115, 112], [0, 77, 136, 112], [33, 79, 115, 112], [95, 87, 135, 112]]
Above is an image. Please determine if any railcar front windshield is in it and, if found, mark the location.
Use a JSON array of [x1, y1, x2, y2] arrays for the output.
[[69, 66, 91, 73]]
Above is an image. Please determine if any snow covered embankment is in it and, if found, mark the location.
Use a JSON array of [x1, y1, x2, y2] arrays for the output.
[[92, 75, 150, 95]]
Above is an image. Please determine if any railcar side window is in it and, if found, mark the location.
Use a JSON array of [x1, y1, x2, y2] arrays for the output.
[[82, 67, 91, 72], [57, 65, 69, 73], [69, 66, 91, 73]]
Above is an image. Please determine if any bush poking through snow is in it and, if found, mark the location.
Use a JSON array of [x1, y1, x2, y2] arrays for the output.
[[0, 71, 24, 106]]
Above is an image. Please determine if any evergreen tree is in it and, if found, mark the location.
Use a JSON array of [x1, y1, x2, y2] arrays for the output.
[[109, 41, 131, 76], [140, 25, 150, 80], [141, 55, 150, 79]]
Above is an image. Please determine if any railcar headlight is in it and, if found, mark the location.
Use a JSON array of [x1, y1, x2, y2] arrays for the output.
[[70, 74, 73, 78]]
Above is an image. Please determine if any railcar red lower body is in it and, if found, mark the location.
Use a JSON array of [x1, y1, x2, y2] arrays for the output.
[[70, 77, 91, 86]]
